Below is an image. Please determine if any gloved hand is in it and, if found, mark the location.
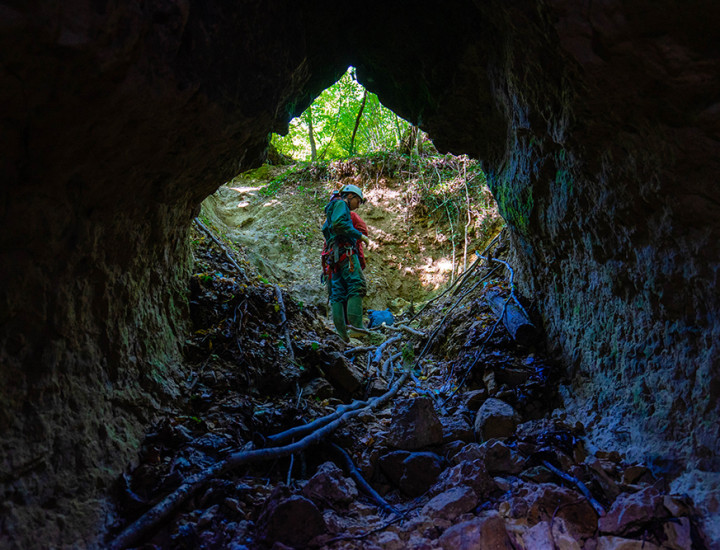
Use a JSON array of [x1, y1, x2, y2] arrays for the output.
[[360, 234, 370, 246]]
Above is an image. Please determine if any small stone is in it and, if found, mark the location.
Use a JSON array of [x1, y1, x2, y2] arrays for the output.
[[496, 368, 530, 387], [520, 465, 555, 483], [323, 353, 364, 393], [523, 519, 582, 550], [663, 516, 692, 550], [223, 497, 244, 515], [302, 461, 358, 507], [441, 415, 474, 443], [479, 439, 525, 474], [430, 459, 497, 499], [452, 442, 484, 464], [197, 504, 220, 527], [483, 370, 497, 394], [621, 464, 648, 485], [474, 398, 521, 440], [407, 534, 434, 549], [596, 450, 622, 462], [399, 452, 444, 496], [494, 477, 513, 492], [585, 456, 620, 500], [322, 509, 345, 534], [398, 515, 436, 539], [257, 493, 326, 547], [437, 512, 513, 549], [421, 486, 478, 520], [662, 494, 692, 517], [375, 531, 404, 550], [378, 450, 411, 486], [302, 377, 334, 400], [443, 440, 467, 462], [518, 483, 598, 539], [462, 389, 487, 411], [595, 536, 661, 550]]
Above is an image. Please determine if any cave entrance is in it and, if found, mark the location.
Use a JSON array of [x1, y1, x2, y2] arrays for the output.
[[199, 67, 503, 318]]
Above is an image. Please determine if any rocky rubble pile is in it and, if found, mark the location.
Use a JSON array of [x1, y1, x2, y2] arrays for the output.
[[108, 224, 707, 549]]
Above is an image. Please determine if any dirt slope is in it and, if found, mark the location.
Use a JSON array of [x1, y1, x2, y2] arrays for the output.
[[200, 164, 488, 316]]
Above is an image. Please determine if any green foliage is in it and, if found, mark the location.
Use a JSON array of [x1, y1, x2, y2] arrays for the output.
[[401, 343, 415, 366], [275, 221, 315, 244], [272, 67, 413, 161], [258, 162, 330, 197], [411, 155, 501, 245]]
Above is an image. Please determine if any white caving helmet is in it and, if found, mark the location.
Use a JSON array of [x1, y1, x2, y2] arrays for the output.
[[340, 184, 365, 203]]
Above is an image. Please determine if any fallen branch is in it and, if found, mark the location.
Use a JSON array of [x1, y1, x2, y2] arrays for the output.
[[110, 371, 411, 550], [441, 312, 505, 406], [541, 460, 606, 517], [417, 266, 500, 362], [379, 324, 425, 337], [347, 324, 383, 337], [331, 443, 399, 515], [194, 217, 245, 277], [477, 255, 530, 320], [485, 288, 538, 346], [409, 232, 503, 321], [274, 284, 295, 362]]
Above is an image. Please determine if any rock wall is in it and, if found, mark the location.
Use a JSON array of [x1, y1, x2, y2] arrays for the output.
[[1, 0, 718, 546]]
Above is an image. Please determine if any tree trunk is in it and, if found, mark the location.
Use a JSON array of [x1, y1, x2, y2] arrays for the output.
[[485, 289, 539, 346], [399, 125, 418, 156], [306, 105, 317, 161], [349, 90, 367, 156]]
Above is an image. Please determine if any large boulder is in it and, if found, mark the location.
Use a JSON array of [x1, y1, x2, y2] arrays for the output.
[[387, 397, 444, 450]]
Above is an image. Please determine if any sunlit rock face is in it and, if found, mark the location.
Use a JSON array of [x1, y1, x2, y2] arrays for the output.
[[1, 0, 718, 545]]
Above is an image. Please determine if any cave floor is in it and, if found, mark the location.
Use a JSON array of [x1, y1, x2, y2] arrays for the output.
[[105, 218, 706, 549]]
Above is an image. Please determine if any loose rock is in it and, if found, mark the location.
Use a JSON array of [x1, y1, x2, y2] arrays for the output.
[[474, 398, 521, 440], [431, 459, 497, 499], [257, 492, 326, 547], [522, 518, 581, 550], [437, 512, 513, 550], [479, 439, 525, 474], [323, 352, 365, 394], [595, 536, 661, 550], [399, 452, 444, 496], [302, 461, 358, 508], [598, 486, 667, 535], [388, 397, 443, 450], [421, 486, 478, 521]]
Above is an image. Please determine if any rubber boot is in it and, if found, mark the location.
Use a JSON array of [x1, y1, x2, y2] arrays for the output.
[[331, 301, 349, 342], [347, 296, 365, 338]]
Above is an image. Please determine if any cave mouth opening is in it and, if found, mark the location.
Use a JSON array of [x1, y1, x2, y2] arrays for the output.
[[199, 63, 505, 313], [270, 65, 424, 162]]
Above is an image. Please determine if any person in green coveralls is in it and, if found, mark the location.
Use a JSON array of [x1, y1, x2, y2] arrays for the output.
[[321, 184, 370, 341]]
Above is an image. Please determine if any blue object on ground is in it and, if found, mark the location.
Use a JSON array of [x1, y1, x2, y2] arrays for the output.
[[367, 309, 395, 328]]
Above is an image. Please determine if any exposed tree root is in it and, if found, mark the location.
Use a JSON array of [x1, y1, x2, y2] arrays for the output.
[[109, 371, 412, 550], [194, 217, 246, 277], [274, 284, 295, 363], [541, 460, 606, 517], [330, 443, 400, 516]]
